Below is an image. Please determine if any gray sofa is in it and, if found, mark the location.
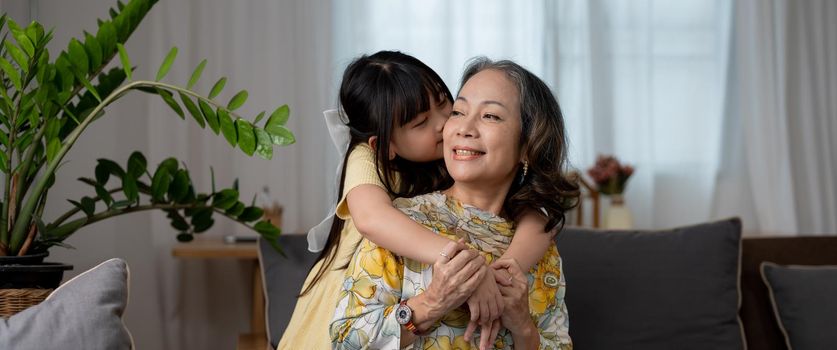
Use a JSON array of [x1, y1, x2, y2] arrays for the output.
[[260, 218, 837, 349]]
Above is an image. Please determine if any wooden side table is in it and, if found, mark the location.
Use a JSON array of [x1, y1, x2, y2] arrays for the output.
[[171, 237, 267, 347]]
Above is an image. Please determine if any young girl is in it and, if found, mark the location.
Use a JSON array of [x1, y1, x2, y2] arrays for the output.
[[279, 51, 557, 349]]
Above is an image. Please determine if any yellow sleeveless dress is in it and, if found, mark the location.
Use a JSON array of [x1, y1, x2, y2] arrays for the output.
[[278, 144, 390, 349]]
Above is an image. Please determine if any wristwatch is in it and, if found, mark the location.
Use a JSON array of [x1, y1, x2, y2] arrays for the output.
[[395, 300, 422, 335]]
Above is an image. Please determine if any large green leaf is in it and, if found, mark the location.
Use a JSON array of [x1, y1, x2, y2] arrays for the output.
[[179, 93, 205, 128], [193, 217, 214, 233], [168, 169, 190, 202], [227, 90, 248, 110], [3, 41, 28, 74], [212, 189, 238, 210], [150, 166, 171, 202], [126, 151, 147, 178], [238, 206, 264, 222], [158, 157, 178, 174], [7, 19, 35, 57], [0, 57, 22, 91], [94, 183, 114, 207], [218, 109, 237, 147], [190, 207, 213, 228], [267, 104, 290, 126], [71, 69, 101, 102], [225, 202, 245, 217], [96, 158, 126, 184], [167, 210, 189, 231], [0, 151, 7, 172], [254, 220, 281, 238], [46, 137, 61, 163], [265, 124, 295, 146], [209, 77, 226, 99], [0, 130, 9, 148], [67, 38, 89, 74], [122, 175, 138, 202], [96, 21, 117, 56], [156, 46, 177, 81], [198, 100, 219, 134], [253, 127, 273, 160], [69, 197, 96, 217], [116, 43, 132, 80], [252, 111, 266, 125], [176, 233, 194, 242], [235, 119, 256, 156], [156, 88, 184, 119], [83, 32, 103, 71], [187, 59, 206, 89]]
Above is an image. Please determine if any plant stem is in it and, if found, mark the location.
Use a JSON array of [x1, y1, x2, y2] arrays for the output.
[[0, 83, 21, 248], [13, 122, 47, 213], [50, 186, 124, 227], [48, 202, 234, 241]]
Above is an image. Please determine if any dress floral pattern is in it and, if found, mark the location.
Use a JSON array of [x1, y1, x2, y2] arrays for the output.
[[331, 192, 572, 349]]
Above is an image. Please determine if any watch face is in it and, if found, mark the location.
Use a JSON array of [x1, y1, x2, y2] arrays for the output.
[[395, 303, 412, 325]]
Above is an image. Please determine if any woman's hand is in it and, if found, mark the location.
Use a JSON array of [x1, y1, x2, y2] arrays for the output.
[[492, 258, 538, 340], [418, 239, 487, 327], [464, 268, 506, 349]]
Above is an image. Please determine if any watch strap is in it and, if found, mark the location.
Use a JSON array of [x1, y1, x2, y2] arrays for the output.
[[398, 300, 423, 335]]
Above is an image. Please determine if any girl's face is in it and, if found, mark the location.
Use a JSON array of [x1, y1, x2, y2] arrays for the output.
[[444, 69, 523, 187], [389, 95, 451, 162]]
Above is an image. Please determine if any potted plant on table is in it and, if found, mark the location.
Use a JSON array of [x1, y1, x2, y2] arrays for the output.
[[0, 0, 292, 316], [587, 155, 634, 229]]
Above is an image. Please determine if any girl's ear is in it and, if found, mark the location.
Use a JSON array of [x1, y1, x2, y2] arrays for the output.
[[368, 135, 397, 160], [367, 136, 377, 151]]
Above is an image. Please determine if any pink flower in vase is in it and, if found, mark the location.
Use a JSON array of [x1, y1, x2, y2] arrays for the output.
[[586, 155, 634, 196]]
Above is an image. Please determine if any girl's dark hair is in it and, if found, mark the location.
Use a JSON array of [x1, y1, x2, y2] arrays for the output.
[[300, 51, 453, 296], [460, 58, 580, 233]]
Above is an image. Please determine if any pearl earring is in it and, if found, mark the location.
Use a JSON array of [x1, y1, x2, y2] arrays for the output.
[[519, 160, 529, 185]]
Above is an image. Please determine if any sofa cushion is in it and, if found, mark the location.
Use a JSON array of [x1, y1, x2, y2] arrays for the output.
[[555, 218, 744, 350], [0, 258, 133, 350], [258, 235, 319, 348], [761, 262, 837, 350]]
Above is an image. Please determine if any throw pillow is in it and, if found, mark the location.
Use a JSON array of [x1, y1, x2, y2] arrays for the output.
[[555, 218, 744, 350], [761, 262, 837, 350], [258, 235, 318, 348], [0, 258, 133, 350]]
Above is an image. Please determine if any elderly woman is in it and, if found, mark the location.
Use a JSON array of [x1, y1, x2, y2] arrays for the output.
[[330, 58, 578, 350]]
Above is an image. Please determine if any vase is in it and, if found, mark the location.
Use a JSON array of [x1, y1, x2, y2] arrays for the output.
[[604, 194, 634, 230]]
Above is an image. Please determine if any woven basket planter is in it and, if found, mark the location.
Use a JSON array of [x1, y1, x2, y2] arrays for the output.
[[0, 253, 72, 318], [0, 288, 54, 318]]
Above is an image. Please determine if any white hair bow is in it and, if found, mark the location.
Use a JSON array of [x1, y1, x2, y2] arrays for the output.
[[307, 109, 351, 252]]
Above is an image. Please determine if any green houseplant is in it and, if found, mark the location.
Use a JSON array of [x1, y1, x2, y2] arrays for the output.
[[0, 0, 292, 262]]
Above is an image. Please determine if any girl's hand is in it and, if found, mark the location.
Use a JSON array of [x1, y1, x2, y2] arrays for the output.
[[492, 258, 536, 336], [423, 240, 487, 321], [464, 268, 505, 349]]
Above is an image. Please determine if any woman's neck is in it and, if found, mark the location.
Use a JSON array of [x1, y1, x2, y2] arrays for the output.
[[443, 182, 510, 216]]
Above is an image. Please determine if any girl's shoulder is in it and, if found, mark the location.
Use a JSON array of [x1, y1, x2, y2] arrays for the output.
[[347, 143, 375, 161]]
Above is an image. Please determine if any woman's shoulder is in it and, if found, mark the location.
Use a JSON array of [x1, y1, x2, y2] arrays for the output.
[[392, 191, 446, 209]]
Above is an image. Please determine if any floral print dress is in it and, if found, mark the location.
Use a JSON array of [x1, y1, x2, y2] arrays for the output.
[[330, 192, 572, 349]]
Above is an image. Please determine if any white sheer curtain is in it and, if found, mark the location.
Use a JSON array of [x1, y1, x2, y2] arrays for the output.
[[143, 1, 333, 349], [714, 0, 837, 235], [334, 0, 732, 230]]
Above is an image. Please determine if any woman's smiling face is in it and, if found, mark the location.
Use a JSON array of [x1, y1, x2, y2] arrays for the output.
[[444, 69, 523, 188]]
